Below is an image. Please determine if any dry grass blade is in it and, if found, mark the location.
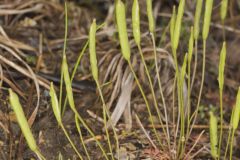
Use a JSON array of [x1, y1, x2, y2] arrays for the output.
[[106, 73, 133, 128], [184, 130, 205, 159], [0, 29, 40, 128], [134, 113, 157, 149], [0, 54, 49, 89], [0, 4, 43, 15], [0, 74, 26, 99]]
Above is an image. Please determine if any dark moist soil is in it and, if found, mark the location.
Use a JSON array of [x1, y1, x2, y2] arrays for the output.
[[0, 0, 240, 159]]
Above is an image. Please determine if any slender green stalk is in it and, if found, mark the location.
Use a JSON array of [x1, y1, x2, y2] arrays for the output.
[[75, 110, 109, 160], [172, 74, 177, 158], [61, 124, 83, 160], [137, 43, 169, 148], [224, 127, 232, 159], [172, 48, 181, 156], [150, 33, 170, 148], [186, 27, 194, 140], [170, 1, 186, 156], [224, 106, 234, 159], [178, 54, 188, 158], [128, 61, 163, 148], [75, 115, 91, 160], [191, 40, 198, 90], [170, 6, 176, 46], [35, 150, 46, 160], [190, 0, 213, 143], [62, 41, 89, 115], [191, 0, 202, 89], [59, 2, 68, 109], [96, 81, 118, 160], [189, 40, 206, 137], [229, 129, 235, 160], [145, 0, 169, 148]]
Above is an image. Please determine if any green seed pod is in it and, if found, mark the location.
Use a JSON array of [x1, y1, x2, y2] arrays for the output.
[[116, 0, 131, 61], [220, 0, 228, 21], [146, 0, 155, 33], [50, 83, 61, 123], [188, 27, 194, 64], [202, 0, 214, 40], [132, 0, 141, 45], [209, 111, 218, 158], [170, 6, 176, 46], [193, 0, 203, 40], [9, 89, 37, 152], [62, 54, 75, 110], [232, 87, 240, 130], [218, 42, 226, 91], [173, 0, 185, 50], [89, 19, 98, 81]]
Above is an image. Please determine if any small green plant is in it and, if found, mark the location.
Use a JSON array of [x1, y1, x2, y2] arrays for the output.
[[191, 0, 203, 89], [89, 19, 119, 160]]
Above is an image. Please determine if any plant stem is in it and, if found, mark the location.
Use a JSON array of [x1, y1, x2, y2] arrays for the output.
[[96, 81, 119, 160], [60, 123, 83, 160], [59, 2, 69, 110], [75, 115, 91, 160], [128, 61, 163, 149], [218, 90, 223, 157], [171, 48, 184, 157], [150, 33, 171, 149], [74, 110, 109, 160], [222, 20, 226, 41], [224, 127, 232, 159], [179, 67, 186, 159], [191, 40, 198, 90], [35, 150, 46, 160], [62, 41, 89, 115], [186, 52, 191, 136], [229, 129, 235, 160], [172, 75, 177, 159], [189, 40, 206, 137]]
